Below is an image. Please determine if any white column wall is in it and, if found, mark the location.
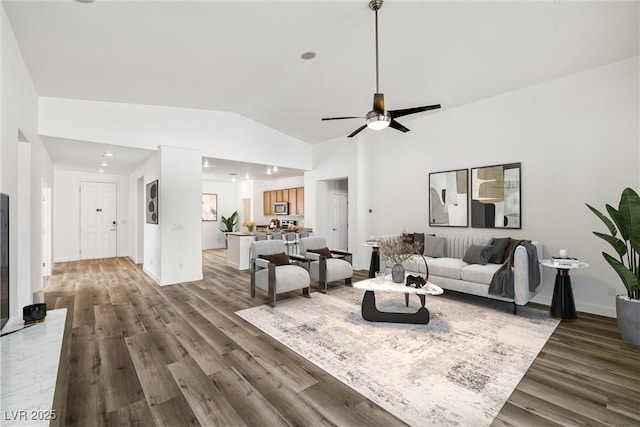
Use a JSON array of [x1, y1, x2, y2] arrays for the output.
[[158, 146, 203, 285], [309, 57, 638, 317]]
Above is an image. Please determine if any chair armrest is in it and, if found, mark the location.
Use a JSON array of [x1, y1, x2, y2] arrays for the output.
[[289, 254, 311, 269], [253, 258, 270, 269], [304, 252, 321, 261], [331, 250, 352, 264]]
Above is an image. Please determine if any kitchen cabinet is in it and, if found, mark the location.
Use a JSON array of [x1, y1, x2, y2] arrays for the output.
[[296, 187, 304, 215], [263, 191, 272, 215], [262, 186, 305, 216]]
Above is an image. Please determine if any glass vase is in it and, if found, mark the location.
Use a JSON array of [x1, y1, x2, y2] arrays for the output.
[[391, 263, 405, 283]]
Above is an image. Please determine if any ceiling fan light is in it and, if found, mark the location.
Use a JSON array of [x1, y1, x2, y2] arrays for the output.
[[366, 112, 391, 130]]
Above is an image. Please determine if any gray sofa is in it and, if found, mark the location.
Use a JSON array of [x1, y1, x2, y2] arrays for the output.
[[384, 234, 542, 313]]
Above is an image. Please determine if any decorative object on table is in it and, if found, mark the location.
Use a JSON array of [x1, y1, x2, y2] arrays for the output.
[[471, 162, 521, 229], [243, 220, 256, 232], [406, 274, 426, 288], [379, 231, 421, 283], [558, 249, 568, 259], [586, 187, 640, 346], [201, 193, 217, 221], [551, 256, 580, 268], [145, 179, 158, 224], [429, 168, 469, 227], [23, 303, 46, 325]]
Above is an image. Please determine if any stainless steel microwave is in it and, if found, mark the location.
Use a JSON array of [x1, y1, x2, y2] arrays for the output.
[[274, 202, 289, 215]]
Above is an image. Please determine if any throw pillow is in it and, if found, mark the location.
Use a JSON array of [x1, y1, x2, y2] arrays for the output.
[[308, 247, 333, 258], [424, 235, 446, 258], [463, 245, 493, 265], [259, 252, 290, 266], [413, 233, 425, 255], [489, 237, 511, 264], [502, 239, 520, 263]]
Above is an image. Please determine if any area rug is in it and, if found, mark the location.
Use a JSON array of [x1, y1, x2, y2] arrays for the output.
[[236, 286, 559, 426]]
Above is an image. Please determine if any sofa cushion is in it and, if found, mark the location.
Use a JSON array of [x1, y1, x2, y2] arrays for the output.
[[463, 245, 493, 265], [460, 263, 503, 285], [259, 252, 290, 266], [489, 237, 511, 264], [424, 235, 446, 258], [426, 258, 467, 280]]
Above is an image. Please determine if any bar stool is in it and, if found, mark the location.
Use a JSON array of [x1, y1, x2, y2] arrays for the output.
[[255, 234, 268, 241], [283, 232, 297, 255], [271, 233, 282, 240]]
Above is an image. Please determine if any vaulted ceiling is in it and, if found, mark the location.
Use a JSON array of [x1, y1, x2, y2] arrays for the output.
[[3, 0, 638, 167]]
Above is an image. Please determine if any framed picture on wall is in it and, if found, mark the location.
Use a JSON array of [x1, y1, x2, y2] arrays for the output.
[[428, 169, 469, 227], [470, 162, 521, 229], [146, 180, 158, 224], [202, 193, 218, 221]]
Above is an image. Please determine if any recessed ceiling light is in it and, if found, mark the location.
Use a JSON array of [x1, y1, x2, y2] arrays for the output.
[[267, 168, 272, 175], [203, 162, 210, 168], [245, 173, 250, 179], [99, 169, 104, 173], [272, 166, 278, 172], [102, 152, 113, 158], [301, 52, 316, 60], [101, 162, 109, 167]]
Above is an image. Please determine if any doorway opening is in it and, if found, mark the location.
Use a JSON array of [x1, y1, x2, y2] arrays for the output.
[[324, 179, 348, 251]]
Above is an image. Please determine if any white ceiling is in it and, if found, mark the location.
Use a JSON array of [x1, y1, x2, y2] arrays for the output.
[[4, 0, 638, 174]]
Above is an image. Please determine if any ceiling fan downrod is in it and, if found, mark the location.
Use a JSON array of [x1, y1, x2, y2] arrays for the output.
[[369, 0, 383, 94]]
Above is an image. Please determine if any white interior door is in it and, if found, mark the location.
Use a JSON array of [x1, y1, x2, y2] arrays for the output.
[[329, 194, 348, 251], [80, 181, 117, 260]]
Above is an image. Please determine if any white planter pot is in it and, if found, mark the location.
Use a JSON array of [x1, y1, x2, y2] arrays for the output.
[[616, 295, 640, 346]]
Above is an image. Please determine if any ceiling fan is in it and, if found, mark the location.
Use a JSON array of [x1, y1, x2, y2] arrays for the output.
[[322, 0, 441, 138]]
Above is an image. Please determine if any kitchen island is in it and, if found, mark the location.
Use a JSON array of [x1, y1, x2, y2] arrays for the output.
[[226, 230, 314, 270]]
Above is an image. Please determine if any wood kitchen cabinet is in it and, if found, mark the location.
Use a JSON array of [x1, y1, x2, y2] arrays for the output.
[[263, 191, 272, 215], [296, 187, 304, 215], [263, 186, 305, 216]]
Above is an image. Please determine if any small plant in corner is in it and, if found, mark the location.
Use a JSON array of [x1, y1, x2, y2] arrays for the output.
[[220, 211, 239, 233], [586, 187, 639, 346], [586, 187, 640, 300]]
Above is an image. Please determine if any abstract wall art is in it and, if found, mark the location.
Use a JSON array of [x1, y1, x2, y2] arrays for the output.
[[471, 162, 521, 229], [201, 193, 218, 221], [429, 169, 469, 227], [146, 180, 158, 224]]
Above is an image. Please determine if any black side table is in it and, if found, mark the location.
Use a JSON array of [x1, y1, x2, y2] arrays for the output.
[[540, 259, 589, 320], [363, 242, 381, 278]]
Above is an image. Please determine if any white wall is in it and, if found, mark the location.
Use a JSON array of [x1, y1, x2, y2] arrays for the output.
[[142, 153, 161, 282], [38, 98, 312, 171], [202, 180, 235, 249], [308, 57, 638, 317], [1, 5, 53, 316], [52, 169, 130, 262]]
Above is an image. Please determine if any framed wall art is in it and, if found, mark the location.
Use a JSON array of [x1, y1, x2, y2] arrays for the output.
[[471, 162, 521, 229], [202, 193, 218, 221], [428, 168, 469, 227], [146, 180, 158, 224]]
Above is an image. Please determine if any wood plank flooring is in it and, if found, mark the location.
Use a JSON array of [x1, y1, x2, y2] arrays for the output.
[[43, 250, 640, 426]]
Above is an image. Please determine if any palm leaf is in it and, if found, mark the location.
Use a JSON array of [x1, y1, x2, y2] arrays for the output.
[[593, 232, 627, 257], [586, 203, 617, 236], [603, 252, 640, 297]]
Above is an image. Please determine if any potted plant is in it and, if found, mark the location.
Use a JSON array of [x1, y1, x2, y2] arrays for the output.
[[220, 211, 238, 248], [586, 187, 639, 346]]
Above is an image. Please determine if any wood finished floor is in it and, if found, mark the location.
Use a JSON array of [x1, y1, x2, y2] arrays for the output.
[[44, 250, 639, 427]]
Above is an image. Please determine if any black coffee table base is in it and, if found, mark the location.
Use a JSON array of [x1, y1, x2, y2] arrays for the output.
[[361, 290, 430, 324]]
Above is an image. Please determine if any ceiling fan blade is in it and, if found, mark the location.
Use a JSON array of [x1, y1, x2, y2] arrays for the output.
[[321, 116, 363, 121], [388, 104, 441, 119], [373, 93, 385, 114], [389, 120, 410, 133], [348, 124, 368, 138]]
